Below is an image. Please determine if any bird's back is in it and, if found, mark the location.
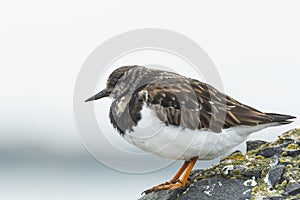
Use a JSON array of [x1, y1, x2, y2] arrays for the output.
[[109, 66, 295, 135]]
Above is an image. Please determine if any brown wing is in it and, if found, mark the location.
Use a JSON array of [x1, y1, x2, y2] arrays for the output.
[[189, 79, 278, 130], [141, 78, 203, 131], [136, 78, 294, 133]]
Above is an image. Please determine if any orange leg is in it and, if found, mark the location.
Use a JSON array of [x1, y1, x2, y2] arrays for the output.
[[143, 157, 198, 194], [170, 160, 189, 183], [166, 157, 198, 191], [143, 161, 189, 194]]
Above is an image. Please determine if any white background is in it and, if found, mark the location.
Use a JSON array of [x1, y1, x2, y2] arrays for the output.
[[1, 1, 300, 200]]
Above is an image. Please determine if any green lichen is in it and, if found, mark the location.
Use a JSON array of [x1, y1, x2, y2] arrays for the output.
[[279, 157, 287, 163], [189, 128, 300, 200], [281, 179, 287, 187], [222, 151, 246, 161], [255, 155, 265, 160], [284, 143, 299, 150], [281, 151, 288, 156]]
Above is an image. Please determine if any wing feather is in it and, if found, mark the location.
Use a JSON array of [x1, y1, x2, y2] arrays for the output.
[[109, 66, 295, 135], [134, 77, 291, 133]]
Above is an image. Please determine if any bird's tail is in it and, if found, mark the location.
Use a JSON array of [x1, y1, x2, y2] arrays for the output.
[[266, 113, 296, 125]]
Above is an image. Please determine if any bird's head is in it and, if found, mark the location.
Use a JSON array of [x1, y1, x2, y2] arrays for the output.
[[85, 66, 137, 102]]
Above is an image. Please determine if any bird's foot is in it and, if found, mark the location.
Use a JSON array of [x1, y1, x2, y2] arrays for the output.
[[143, 180, 187, 194]]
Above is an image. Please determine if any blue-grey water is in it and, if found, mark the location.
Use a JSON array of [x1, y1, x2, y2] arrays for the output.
[[0, 140, 220, 200]]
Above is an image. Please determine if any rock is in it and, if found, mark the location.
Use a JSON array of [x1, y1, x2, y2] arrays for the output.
[[284, 150, 300, 157], [242, 169, 262, 179], [180, 177, 253, 200], [228, 150, 243, 156], [263, 197, 286, 200], [256, 142, 293, 158], [267, 165, 285, 188], [283, 182, 300, 196], [221, 165, 235, 175], [257, 146, 282, 158], [188, 169, 203, 181], [139, 189, 182, 200], [280, 142, 294, 148], [247, 140, 267, 152]]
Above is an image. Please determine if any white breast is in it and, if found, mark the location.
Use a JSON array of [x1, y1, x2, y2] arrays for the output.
[[123, 105, 275, 161]]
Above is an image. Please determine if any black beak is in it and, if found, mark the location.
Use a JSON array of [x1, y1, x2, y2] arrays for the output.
[[85, 89, 109, 102]]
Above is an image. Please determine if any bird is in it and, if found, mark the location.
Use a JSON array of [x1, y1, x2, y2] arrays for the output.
[[85, 65, 296, 194]]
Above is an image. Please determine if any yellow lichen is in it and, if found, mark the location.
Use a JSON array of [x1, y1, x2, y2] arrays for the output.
[[281, 151, 288, 156], [222, 152, 245, 162], [286, 164, 293, 170], [252, 186, 259, 193], [281, 180, 287, 187], [278, 135, 285, 140], [255, 155, 265, 160], [187, 128, 300, 200], [285, 143, 298, 150], [259, 143, 269, 149], [246, 162, 254, 168], [279, 157, 287, 163]]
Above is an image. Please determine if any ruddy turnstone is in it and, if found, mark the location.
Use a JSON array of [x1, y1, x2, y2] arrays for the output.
[[85, 65, 295, 193]]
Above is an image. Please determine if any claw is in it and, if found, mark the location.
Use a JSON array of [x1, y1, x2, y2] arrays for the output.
[[142, 157, 198, 195], [143, 180, 188, 194]]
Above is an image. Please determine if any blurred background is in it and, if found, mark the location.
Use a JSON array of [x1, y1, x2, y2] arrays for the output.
[[1, 1, 300, 199]]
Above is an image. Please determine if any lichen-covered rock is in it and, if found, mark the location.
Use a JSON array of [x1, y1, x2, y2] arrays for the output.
[[180, 177, 253, 200], [267, 165, 285, 188], [283, 182, 300, 196], [139, 128, 300, 200], [242, 169, 262, 179], [263, 197, 286, 200], [139, 189, 183, 200], [247, 140, 267, 152], [284, 150, 300, 157], [257, 146, 282, 158]]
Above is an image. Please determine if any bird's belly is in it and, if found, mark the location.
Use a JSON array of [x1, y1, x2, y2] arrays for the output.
[[123, 106, 251, 161], [124, 126, 250, 160]]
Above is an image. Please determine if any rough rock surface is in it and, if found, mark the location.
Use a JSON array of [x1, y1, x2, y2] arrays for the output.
[[246, 140, 267, 152], [268, 165, 285, 188], [139, 128, 300, 200]]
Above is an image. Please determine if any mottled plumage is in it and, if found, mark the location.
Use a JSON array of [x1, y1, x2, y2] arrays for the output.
[[103, 65, 295, 135], [85, 65, 296, 193]]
